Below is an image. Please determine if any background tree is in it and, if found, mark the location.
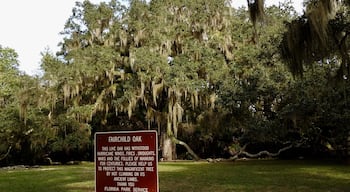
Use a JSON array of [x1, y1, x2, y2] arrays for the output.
[[213, 1, 301, 158], [279, 0, 350, 160], [277, 65, 350, 158], [0, 46, 20, 163], [0, 46, 53, 165]]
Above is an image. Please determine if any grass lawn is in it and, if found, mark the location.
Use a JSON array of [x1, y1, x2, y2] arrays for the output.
[[0, 160, 349, 192]]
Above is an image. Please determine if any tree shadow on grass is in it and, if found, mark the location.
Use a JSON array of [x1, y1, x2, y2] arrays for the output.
[[44, 165, 95, 192]]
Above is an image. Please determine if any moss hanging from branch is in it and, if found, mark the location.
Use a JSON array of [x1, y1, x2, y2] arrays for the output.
[[247, 0, 265, 27], [306, 0, 339, 48], [152, 80, 164, 106], [127, 97, 137, 118], [281, 18, 310, 76], [191, 90, 199, 109], [209, 93, 217, 109], [280, 0, 341, 77], [171, 101, 183, 137]]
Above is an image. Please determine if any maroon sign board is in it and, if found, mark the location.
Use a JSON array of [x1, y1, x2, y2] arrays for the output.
[[95, 130, 158, 192]]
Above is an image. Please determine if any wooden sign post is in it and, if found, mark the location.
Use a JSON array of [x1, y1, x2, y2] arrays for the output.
[[95, 130, 158, 192]]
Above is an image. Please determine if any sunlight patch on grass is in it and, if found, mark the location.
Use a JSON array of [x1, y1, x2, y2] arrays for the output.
[[36, 167, 61, 171], [65, 180, 94, 187], [298, 167, 350, 180], [64, 180, 94, 192], [158, 162, 197, 172]]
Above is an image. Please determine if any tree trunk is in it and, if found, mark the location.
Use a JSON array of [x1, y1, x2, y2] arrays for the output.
[[161, 132, 176, 161]]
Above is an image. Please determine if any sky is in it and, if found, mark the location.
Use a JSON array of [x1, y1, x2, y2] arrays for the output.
[[0, 0, 304, 76]]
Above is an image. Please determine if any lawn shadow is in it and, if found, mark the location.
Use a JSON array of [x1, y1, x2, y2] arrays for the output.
[[45, 165, 95, 192]]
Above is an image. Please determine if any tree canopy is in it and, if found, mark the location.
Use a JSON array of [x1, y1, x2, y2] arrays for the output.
[[0, 0, 349, 164]]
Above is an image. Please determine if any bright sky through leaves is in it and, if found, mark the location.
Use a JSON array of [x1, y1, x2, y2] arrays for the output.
[[0, 0, 303, 75]]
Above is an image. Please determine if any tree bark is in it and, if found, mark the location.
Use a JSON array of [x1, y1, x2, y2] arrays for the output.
[[161, 132, 176, 161]]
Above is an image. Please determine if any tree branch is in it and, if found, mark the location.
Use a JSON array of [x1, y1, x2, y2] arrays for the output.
[[0, 145, 12, 161], [172, 137, 200, 161], [240, 144, 293, 158], [230, 142, 302, 160]]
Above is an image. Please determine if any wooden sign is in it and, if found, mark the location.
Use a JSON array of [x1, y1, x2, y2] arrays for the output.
[[95, 130, 158, 192]]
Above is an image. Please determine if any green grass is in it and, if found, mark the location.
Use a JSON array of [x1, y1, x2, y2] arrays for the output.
[[0, 160, 349, 192], [159, 160, 350, 192], [0, 162, 94, 192]]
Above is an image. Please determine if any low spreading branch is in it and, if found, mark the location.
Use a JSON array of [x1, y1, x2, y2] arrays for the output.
[[172, 137, 200, 161], [0, 145, 12, 161], [230, 142, 302, 160], [240, 144, 293, 158]]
